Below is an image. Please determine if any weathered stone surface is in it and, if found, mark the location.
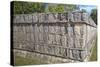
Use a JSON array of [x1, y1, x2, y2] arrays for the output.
[[13, 11, 97, 63]]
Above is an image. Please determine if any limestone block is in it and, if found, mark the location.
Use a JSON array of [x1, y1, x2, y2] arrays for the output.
[[38, 13, 45, 23], [81, 13, 88, 22], [73, 12, 82, 22], [32, 13, 38, 22], [24, 14, 33, 23], [47, 13, 57, 22], [68, 13, 74, 22]]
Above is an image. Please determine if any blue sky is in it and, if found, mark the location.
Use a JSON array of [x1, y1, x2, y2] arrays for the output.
[[79, 5, 97, 14]]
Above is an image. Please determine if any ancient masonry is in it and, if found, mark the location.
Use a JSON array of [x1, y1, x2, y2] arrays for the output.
[[12, 11, 97, 63]]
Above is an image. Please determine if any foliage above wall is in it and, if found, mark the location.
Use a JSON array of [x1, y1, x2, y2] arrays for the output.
[[12, 1, 76, 14], [90, 9, 97, 25], [13, 1, 45, 14]]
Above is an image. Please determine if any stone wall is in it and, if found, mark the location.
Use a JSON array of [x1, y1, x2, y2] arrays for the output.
[[12, 11, 97, 63]]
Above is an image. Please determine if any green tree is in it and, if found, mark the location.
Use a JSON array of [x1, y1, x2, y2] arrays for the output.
[[12, 1, 45, 14], [81, 9, 87, 13], [64, 4, 76, 12], [12, 1, 76, 14], [46, 4, 76, 13], [90, 9, 97, 25], [47, 4, 64, 13]]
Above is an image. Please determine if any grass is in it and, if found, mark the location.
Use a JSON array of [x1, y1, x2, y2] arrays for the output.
[[89, 39, 97, 61], [14, 55, 47, 66]]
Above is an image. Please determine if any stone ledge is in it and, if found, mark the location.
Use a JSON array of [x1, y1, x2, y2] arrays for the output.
[[13, 49, 80, 64]]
